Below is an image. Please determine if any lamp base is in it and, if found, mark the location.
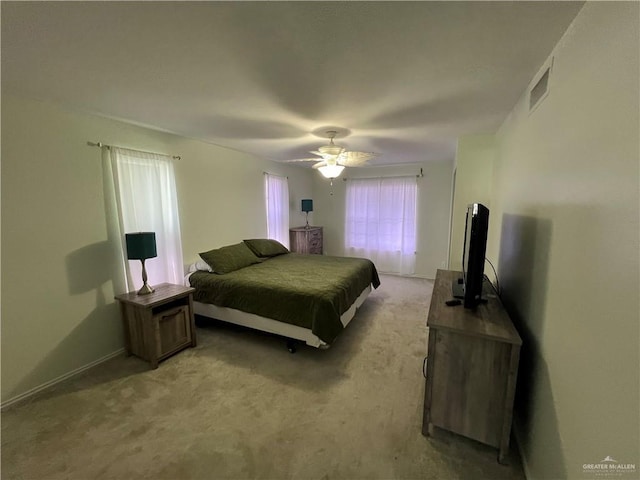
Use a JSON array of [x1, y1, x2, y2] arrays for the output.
[[137, 283, 155, 295], [136, 258, 154, 295]]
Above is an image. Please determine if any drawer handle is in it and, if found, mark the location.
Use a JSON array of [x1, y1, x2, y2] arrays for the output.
[[422, 356, 428, 379], [158, 306, 185, 320]]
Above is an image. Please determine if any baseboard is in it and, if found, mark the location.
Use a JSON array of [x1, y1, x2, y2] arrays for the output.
[[410, 273, 436, 280], [379, 272, 435, 281], [1, 348, 125, 411]]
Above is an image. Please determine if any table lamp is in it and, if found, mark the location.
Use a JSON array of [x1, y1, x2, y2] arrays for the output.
[[125, 232, 157, 295], [301, 199, 313, 228]]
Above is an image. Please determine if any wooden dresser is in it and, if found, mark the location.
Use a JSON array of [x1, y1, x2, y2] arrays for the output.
[[422, 269, 521, 464], [289, 226, 323, 254]]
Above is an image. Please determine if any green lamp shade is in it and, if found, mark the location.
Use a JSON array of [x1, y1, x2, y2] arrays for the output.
[[301, 199, 313, 213], [125, 232, 157, 260]]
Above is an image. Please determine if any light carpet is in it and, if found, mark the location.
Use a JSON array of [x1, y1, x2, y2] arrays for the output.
[[1, 274, 525, 479]]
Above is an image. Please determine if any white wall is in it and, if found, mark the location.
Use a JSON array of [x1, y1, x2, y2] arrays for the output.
[[0, 93, 451, 403], [489, 3, 639, 478], [172, 132, 313, 257], [312, 161, 454, 279], [449, 135, 496, 270], [0, 94, 314, 404]]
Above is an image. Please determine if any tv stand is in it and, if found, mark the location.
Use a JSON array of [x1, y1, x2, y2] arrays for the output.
[[422, 269, 522, 464], [451, 277, 491, 304], [451, 279, 464, 299]]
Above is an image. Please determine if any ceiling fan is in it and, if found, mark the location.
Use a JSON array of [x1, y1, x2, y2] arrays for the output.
[[284, 130, 377, 179]]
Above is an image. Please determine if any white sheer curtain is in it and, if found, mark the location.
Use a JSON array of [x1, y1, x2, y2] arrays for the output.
[[345, 176, 417, 275], [264, 173, 290, 247], [109, 147, 184, 292]]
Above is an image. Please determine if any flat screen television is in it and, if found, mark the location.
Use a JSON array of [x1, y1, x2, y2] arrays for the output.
[[455, 203, 489, 308]]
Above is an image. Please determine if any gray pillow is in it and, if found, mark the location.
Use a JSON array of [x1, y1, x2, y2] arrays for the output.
[[243, 239, 289, 258], [199, 242, 261, 274]]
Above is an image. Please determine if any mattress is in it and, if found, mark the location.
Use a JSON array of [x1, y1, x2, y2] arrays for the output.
[[188, 253, 380, 344]]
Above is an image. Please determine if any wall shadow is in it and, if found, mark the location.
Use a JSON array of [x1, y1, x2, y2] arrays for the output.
[[497, 213, 566, 478], [3, 240, 137, 405], [65, 241, 112, 295]]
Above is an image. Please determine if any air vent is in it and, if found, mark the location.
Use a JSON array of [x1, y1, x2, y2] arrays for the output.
[[529, 59, 553, 112]]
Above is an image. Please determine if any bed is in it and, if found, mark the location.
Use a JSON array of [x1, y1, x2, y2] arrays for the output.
[[185, 240, 380, 349]]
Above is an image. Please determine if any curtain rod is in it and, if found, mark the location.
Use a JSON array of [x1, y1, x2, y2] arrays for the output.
[[263, 171, 288, 179], [342, 168, 424, 180], [87, 141, 181, 160]]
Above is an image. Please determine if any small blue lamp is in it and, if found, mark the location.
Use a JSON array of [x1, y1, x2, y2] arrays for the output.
[[301, 199, 313, 228], [125, 232, 157, 295]]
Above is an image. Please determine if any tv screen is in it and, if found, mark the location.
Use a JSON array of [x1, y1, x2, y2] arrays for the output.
[[461, 203, 489, 308]]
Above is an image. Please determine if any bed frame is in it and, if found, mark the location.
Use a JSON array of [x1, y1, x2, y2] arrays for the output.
[[191, 284, 372, 349]]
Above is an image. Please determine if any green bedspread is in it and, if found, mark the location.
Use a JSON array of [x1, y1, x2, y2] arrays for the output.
[[189, 253, 380, 344]]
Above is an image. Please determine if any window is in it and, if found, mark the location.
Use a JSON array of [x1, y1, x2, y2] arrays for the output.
[[345, 176, 417, 275], [264, 173, 290, 247], [109, 147, 184, 292]]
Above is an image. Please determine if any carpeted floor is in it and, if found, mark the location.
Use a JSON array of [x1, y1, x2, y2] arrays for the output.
[[1, 274, 526, 480]]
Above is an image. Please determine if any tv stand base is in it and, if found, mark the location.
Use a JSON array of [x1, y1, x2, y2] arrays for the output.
[[423, 269, 522, 464]]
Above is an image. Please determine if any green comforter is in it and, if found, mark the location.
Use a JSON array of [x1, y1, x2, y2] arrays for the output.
[[189, 253, 380, 344]]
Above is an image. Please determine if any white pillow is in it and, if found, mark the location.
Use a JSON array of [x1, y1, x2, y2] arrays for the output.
[[188, 260, 214, 273]]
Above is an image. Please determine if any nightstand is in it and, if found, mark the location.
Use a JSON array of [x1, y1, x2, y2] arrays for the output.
[[115, 283, 197, 368]]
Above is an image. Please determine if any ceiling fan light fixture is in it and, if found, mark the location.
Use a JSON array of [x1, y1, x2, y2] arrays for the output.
[[282, 128, 377, 171], [318, 164, 345, 179], [318, 145, 344, 157]]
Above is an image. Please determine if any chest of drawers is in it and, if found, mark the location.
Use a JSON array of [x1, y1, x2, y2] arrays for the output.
[[289, 226, 323, 254]]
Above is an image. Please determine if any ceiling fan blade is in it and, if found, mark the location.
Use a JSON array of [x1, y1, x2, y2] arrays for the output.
[[312, 161, 327, 170], [338, 151, 377, 166], [311, 150, 344, 161], [281, 158, 322, 163]]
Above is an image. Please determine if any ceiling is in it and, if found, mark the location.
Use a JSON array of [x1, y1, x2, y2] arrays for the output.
[[1, 1, 584, 167]]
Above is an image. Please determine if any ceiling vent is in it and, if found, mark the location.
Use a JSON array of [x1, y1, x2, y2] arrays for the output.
[[529, 58, 553, 113]]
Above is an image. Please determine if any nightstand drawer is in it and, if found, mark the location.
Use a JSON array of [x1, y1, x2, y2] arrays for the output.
[[155, 305, 192, 359]]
